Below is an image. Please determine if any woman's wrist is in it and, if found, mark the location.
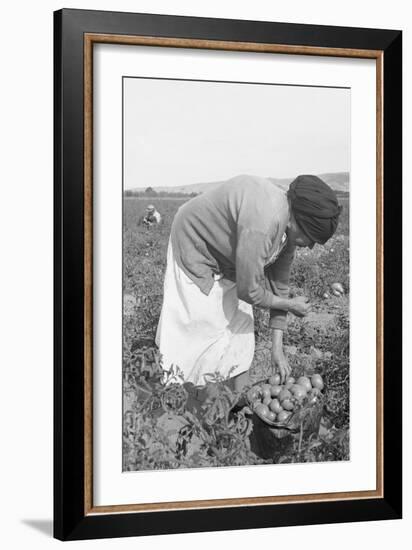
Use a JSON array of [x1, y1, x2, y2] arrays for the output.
[[271, 328, 284, 352], [270, 297, 291, 312]]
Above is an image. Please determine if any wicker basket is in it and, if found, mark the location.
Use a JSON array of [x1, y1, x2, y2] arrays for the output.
[[247, 380, 324, 439]]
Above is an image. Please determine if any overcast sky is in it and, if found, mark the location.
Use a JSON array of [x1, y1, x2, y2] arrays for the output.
[[123, 77, 350, 189]]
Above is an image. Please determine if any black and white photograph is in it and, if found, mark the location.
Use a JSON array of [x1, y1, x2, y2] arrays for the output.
[[0, 0, 405, 544], [122, 76, 350, 471]]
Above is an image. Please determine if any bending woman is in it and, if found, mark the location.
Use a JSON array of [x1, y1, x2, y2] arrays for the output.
[[155, 174, 341, 398]]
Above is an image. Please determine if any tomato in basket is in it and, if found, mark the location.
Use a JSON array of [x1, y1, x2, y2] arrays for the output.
[[277, 410, 291, 423], [311, 374, 324, 390], [247, 372, 325, 430], [297, 376, 312, 392]]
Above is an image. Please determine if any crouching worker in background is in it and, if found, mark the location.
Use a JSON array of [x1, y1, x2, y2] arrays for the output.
[[155, 174, 341, 416], [142, 204, 162, 227]]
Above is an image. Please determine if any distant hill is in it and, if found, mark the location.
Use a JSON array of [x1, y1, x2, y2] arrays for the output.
[[129, 172, 349, 195], [315, 172, 350, 192]]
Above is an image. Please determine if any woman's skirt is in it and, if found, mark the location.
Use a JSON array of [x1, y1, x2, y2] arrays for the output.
[[155, 240, 255, 386]]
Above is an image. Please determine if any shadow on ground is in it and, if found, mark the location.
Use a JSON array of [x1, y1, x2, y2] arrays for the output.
[[21, 519, 53, 537]]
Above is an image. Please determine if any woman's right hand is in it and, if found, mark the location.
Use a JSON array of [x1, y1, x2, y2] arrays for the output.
[[288, 296, 312, 317]]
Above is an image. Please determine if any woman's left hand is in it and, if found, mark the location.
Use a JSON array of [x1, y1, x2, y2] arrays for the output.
[[271, 329, 291, 384]]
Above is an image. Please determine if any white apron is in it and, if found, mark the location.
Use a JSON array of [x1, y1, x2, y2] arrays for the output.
[[155, 240, 255, 386]]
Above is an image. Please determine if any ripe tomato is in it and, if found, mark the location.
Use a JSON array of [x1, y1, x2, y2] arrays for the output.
[[331, 282, 344, 295], [282, 399, 294, 411], [262, 384, 272, 399], [252, 399, 262, 410], [297, 376, 312, 392], [285, 377, 295, 390], [269, 399, 282, 414], [267, 411, 277, 422], [269, 374, 281, 386], [247, 388, 260, 402], [255, 403, 270, 417], [270, 385, 282, 397], [311, 374, 324, 390], [291, 385, 307, 400], [278, 389, 292, 402], [277, 410, 291, 423], [263, 396, 272, 406]]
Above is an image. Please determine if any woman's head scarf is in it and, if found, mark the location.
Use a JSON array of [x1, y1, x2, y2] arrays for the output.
[[287, 175, 342, 244]]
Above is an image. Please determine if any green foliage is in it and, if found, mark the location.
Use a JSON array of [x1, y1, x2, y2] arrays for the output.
[[123, 346, 264, 470], [123, 196, 350, 470], [290, 234, 350, 298]]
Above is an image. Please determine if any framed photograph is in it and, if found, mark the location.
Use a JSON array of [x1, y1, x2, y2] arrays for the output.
[[54, 8, 402, 541]]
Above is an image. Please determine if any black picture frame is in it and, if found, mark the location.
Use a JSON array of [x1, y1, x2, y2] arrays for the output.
[[54, 8, 402, 541]]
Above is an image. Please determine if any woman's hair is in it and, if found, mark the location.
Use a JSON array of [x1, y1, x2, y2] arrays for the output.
[[287, 175, 342, 244]]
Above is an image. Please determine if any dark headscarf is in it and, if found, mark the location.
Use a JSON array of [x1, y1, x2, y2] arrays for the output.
[[287, 175, 342, 244]]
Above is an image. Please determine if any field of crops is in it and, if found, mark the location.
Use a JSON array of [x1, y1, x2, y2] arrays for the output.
[[123, 196, 350, 470]]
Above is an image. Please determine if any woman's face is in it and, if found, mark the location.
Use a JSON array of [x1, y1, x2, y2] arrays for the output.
[[286, 218, 315, 249]]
